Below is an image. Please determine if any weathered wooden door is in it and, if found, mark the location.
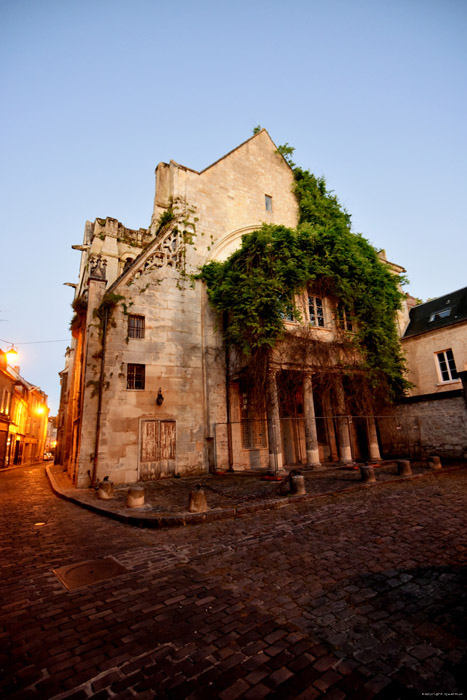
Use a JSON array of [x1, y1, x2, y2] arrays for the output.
[[139, 419, 176, 479]]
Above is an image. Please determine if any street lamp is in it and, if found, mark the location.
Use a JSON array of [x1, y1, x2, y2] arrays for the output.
[[6, 345, 18, 364]]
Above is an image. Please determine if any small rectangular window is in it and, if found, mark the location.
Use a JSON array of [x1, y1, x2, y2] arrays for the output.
[[309, 296, 325, 327], [128, 315, 145, 339], [127, 364, 145, 390], [265, 195, 272, 212], [429, 308, 451, 323], [436, 349, 458, 382]]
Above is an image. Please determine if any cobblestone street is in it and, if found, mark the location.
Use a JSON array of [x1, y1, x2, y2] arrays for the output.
[[0, 463, 465, 699]]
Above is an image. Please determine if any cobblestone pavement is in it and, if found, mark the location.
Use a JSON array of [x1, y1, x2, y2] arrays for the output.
[[0, 464, 465, 699]]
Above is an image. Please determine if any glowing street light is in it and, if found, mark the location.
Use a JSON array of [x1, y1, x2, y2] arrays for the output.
[[6, 345, 18, 364]]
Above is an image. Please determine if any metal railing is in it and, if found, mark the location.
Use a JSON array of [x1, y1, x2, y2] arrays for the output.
[[213, 415, 423, 472]]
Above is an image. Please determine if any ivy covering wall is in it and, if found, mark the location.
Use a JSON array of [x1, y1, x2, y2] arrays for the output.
[[199, 142, 409, 404]]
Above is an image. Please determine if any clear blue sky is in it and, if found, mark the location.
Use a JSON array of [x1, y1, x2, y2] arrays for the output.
[[1, 0, 466, 414]]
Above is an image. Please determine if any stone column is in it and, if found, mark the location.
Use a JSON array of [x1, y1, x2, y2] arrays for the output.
[[303, 373, 323, 469], [367, 415, 381, 461], [334, 380, 353, 464], [266, 369, 283, 473]]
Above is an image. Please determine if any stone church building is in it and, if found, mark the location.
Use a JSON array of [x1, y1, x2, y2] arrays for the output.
[[57, 130, 411, 487]]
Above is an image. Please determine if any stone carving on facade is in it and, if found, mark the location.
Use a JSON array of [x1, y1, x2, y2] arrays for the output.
[[89, 255, 107, 281], [133, 226, 183, 279]]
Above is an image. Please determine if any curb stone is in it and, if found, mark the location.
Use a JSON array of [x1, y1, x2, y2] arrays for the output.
[[45, 463, 467, 529]]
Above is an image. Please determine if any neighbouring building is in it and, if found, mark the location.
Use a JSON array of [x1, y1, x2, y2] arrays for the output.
[[394, 287, 467, 458], [45, 416, 58, 456], [58, 130, 412, 488], [0, 350, 49, 467]]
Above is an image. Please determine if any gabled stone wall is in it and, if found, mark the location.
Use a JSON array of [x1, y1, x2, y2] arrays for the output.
[[72, 131, 300, 485]]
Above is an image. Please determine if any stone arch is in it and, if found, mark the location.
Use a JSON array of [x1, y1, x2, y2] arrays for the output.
[[206, 225, 261, 263]]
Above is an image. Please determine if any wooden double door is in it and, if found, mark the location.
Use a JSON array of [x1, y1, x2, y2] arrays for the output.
[[139, 419, 176, 479]]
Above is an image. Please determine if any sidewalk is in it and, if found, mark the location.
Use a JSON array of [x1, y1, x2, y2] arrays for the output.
[[46, 459, 467, 529]]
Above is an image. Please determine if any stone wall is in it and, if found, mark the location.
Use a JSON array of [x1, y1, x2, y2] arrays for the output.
[[74, 130, 300, 484], [386, 392, 467, 459]]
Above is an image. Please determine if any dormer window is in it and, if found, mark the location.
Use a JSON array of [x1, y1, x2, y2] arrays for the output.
[[429, 308, 451, 322], [265, 195, 272, 212]]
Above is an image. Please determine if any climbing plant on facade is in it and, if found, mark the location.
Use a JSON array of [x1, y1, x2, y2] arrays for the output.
[[199, 142, 410, 404]]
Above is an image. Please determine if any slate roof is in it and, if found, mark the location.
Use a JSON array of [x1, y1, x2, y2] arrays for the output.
[[404, 286, 467, 338]]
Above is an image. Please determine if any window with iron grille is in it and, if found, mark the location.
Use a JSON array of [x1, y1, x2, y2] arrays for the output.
[[265, 194, 273, 211], [128, 315, 145, 339], [436, 349, 458, 382], [127, 363, 145, 390], [308, 296, 325, 327]]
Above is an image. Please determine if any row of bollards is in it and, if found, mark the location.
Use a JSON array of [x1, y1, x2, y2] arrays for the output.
[[95, 456, 443, 509], [97, 481, 209, 511], [96, 475, 307, 512], [97, 481, 146, 508], [360, 456, 442, 484]]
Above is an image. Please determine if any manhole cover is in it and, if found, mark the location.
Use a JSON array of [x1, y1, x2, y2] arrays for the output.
[[53, 557, 129, 590]]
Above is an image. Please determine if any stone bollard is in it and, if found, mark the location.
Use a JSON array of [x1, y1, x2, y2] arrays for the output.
[[188, 485, 208, 513], [127, 486, 145, 508], [289, 474, 306, 495], [98, 481, 114, 499], [397, 460, 412, 477], [360, 464, 376, 484], [429, 455, 442, 470]]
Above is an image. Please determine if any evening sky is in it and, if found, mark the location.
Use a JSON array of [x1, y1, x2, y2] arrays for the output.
[[0, 0, 466, 413]]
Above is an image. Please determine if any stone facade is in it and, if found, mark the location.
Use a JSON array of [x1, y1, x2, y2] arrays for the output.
[[388, 287, 467, 459], [0, 350, 48, 467], [58, 131, 409, 487], [403, 322, 467, 396]]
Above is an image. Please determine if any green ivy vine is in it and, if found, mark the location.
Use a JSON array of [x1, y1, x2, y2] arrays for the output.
[[199, 143, 410, 403], [69, 295, 88, 337], [94, 292, 124, 337]]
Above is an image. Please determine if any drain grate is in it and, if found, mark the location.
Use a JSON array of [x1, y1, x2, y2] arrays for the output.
[[53, 557, 129, 590]]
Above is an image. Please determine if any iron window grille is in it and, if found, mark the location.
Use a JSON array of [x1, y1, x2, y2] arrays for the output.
[[128, 315, 145, 339], [127, 363, 145, 390]]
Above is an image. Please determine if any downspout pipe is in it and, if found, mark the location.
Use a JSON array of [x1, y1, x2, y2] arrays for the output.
[[91, 308, 108, 487], [224, 311, 234, 472]]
